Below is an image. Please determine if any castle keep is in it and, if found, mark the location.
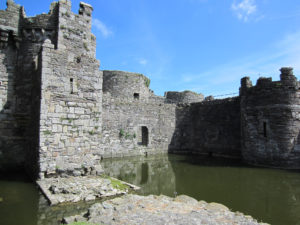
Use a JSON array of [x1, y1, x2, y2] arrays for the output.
[[1, 0, 300, 179]]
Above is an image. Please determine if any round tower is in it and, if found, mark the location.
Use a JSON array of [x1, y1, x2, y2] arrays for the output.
[[164, 91, 204, 104], [240, 67, 300, 168], [102, 70, 151, 101]]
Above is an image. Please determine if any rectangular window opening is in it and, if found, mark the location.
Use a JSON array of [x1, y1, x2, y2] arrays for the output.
[[70, 78, 74, 94], [134, 93, 140, 100], [263, 122, 267, 138]]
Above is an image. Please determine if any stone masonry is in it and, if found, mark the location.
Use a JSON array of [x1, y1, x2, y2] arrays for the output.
[[0, 0, 300, 180]]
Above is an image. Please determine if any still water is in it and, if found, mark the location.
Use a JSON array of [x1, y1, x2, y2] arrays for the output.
[[1, 154, 300, 225]]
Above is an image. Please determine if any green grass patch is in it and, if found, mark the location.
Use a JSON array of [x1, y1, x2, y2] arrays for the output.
[[101, 175, 129, 191], [43, 130, 52, 135]]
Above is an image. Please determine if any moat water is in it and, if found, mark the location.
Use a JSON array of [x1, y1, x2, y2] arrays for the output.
[[1, 154, 300, 225]]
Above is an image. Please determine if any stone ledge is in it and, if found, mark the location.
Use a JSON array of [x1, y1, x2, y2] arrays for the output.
[[37, 176, 140, 205]]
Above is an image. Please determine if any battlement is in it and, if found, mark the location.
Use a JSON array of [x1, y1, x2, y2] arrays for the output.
[[240, 67, 299, 99], [79, 2, 93, 17], [0, 0, 96, 54]]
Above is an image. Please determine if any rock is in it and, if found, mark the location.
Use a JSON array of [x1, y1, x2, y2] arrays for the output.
[[206, 202, 229, 211], [37, 176, 139, 205], [63, 194, 268, 225], [94, 164, 104, 175], [174, 195, 198, 205], [85, 195, 96, 201]]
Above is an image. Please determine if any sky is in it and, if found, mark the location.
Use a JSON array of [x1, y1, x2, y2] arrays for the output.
[[1, 0, 300, 97]]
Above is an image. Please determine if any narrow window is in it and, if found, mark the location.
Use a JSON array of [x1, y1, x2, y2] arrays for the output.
[[134, 93, 139, 100], [263, 122, 267, 137], [141, 126, 149, 146], [70, 78, 74, 94]]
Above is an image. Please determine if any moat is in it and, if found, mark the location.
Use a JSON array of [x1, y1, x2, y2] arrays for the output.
[[1, 154, 300, 225]]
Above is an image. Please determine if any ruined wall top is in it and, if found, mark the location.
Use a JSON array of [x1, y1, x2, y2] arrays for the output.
[[0, 0, 96, 56], [0, 0, 24, 48], [103, 70, 151, 101], [240, 67, 299, 97], [164, 91, 204, 104]]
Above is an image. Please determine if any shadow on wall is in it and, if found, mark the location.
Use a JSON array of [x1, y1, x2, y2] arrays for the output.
[[168, 98, 242, 158], [0, 30, 26, 172], [0, 29, 42, 179]]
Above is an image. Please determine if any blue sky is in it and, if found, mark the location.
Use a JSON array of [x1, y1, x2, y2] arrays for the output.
[[2, 0, 300, 97]]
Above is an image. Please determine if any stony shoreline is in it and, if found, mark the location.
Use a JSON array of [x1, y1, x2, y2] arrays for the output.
[[62, 194, 269, 225]]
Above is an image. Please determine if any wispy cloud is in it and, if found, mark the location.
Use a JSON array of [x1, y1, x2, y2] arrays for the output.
[[92, 18, 113, 38], [138, 58, 148, 65], [178, 31, 300, 95], [231, 0, 257, 22]]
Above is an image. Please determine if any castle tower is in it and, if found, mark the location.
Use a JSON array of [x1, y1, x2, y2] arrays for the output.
[[240, 67, 300, 168]]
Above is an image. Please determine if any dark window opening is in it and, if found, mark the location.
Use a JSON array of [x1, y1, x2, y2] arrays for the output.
[[134, 93, 139, 100], [208, 152, 213, 157], [141, 126, 149, 146], [70, 78, 74, 94], [263, 122, 267, 137]]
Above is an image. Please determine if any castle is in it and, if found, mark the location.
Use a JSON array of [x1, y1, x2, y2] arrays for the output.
[[0, 0, 299, 180]]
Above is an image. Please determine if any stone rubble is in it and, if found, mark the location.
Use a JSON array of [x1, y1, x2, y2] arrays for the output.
[[62, 194, 269, 225], [37, 176, 140, 205]]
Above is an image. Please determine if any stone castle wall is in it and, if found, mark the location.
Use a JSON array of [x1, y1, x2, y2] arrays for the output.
[[165, 91, 204, 104], [169, 97, 241, 158], [240, 68, 300, 168], [38, 40, 102, 178], [37, 1, 102, 178], [1, 0, 300, 177], [0, 0, 38, 172], [101, 71, 176, 158]]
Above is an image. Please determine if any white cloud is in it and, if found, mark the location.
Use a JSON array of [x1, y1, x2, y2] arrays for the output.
[[231, 0, 257, 22], [92, 18, 113, 38], [178, 30, 300, 96], [139, 58, 148, 65]]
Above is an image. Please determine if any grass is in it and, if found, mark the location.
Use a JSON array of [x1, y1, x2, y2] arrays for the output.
[[43, 130, 52, 135], [144, 77, 150, 88], [119, 129, 125, 137], [101, 175, 129, 191], [110, 178, 128, 191]]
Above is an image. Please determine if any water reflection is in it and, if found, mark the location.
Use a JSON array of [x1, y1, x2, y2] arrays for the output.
[[101, 154, 176, 197], [102, 154, 300, 225], [1, 155, 300, 225]]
